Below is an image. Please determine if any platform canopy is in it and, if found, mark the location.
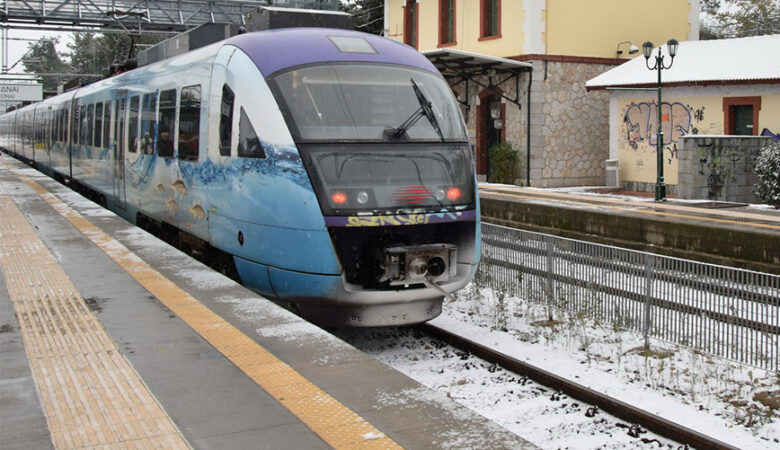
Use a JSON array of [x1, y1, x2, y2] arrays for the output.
[[423, 48, 532, 109], [1, 0, 274, 34]]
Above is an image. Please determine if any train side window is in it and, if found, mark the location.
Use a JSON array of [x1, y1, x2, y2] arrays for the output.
[[141, 93, 157, 155], [78, 105, 86, 145], [33, 112, 40, 148], [219, 84, 234, 156], [55, 109, 62, 143], [61, 108, 66, 143], [47, 110, 52, 146], [103, 102, 111, 147], [157, 89, 176, 158], [116, 98, 126, 154], [45, 109, 51, 146], [128, 95, 140, 153], [94, 103, 103, 148], [237, 106, 266, 159], [64, 108, 69, 144], [86, 104, 94, 146], [178, 85, 201, 161]]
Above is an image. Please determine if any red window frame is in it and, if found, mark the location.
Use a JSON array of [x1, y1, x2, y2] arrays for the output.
[[438, 0, 457, 47], [479, 0, 501, 40], [722, 96, 761, 136], [404, 1, 419, 49]]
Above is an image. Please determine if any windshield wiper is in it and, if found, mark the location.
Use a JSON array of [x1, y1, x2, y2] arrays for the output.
[[386, 79, 445, 142]]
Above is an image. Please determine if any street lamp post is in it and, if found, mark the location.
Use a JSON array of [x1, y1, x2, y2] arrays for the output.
[[642, 39, 679, 202]]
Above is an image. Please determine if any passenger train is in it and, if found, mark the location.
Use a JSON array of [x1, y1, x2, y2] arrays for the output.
[[0, 28, 480, 326]]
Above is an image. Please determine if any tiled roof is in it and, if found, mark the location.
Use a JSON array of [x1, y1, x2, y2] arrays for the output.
[[586, 34, 780, 90]]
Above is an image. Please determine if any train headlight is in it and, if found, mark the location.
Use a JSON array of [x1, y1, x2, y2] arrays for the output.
[[446, 187, 462, 201], [427, 256, 447, 277], [331, 191, 348, 205], [356, 191, 369, 205], [435, 189, 446, 202]]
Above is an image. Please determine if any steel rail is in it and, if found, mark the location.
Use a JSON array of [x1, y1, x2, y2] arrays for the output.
[[421, 322, 739, 450]]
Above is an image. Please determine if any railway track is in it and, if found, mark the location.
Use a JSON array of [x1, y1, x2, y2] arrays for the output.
[[419, 322, 739, 450]]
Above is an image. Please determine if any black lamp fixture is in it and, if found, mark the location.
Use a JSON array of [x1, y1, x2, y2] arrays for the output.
[[616, 41, 639, 56], [642, 38, 679, 201]]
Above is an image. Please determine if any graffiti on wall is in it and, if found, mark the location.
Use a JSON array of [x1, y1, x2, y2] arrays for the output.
[[762, 128, 780, 142], [623, 101, 694, 153], [697, 144, 763, 198]]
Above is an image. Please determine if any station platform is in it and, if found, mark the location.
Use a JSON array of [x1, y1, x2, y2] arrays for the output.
[[0, 155, 535, 449], [479, 184, 780, 275]]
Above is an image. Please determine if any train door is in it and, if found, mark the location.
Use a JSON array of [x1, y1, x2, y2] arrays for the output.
[[44, 106, 53, 170], [11, 112, 18, 153], [113, 92, 128, 209], [31, 105, 39, 163], [68, 99, 78, 179]]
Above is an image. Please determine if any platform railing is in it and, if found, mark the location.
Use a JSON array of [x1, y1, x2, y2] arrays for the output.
[[480, 222, 780, 371]]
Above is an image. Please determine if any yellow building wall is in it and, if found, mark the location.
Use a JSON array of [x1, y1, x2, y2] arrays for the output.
[[759, 94, 780, 135], [460, 1, 525, 56], [385, 0, 695, 58], [617, 93, 780, 186], [386, 0, 405, 41], [385, 0, 524, 56], [546, 0, 694, 58]]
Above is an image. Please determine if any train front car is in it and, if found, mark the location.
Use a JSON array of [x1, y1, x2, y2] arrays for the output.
[[225, 29, 480, 326]]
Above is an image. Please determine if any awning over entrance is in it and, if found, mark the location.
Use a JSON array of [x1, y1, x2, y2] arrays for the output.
[[423, 48, 532, 110]]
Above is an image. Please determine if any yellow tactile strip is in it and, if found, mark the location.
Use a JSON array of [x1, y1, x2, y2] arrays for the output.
[[0, 195, 189, 449], [11, 171, 402, 450]]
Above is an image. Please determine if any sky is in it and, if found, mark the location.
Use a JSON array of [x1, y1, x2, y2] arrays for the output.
[[2, 28, 73, 75]]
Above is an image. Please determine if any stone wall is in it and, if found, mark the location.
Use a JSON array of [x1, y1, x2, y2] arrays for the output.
[[531, 60, 613, 187], [449, 59, 617, 188], [450, 72, 527, 182], [678, 135, 773, 202]]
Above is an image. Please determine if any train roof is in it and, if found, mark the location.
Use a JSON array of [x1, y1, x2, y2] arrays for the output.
[[227, 28, 439, 77]]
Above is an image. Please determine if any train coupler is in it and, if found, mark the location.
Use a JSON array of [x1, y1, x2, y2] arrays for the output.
[[380, 244, 457, 286]]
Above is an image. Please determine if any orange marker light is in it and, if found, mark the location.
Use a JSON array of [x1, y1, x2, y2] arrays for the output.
[[331, 191, 348, 205], [446, 187, 461, 201]]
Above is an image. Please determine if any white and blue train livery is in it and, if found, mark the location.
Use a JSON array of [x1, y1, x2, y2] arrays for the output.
[[0, 28, 480, 326]]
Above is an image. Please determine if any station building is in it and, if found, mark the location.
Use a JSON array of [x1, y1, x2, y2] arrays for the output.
[[586, 34, 780, 197], [382, 0, 699, 187]]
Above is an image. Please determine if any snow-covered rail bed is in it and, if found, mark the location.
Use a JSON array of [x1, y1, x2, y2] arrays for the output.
[[335, 326, 689, 449]]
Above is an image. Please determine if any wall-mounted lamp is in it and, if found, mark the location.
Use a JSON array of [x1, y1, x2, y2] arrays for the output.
[[616, 41, 639, 56]]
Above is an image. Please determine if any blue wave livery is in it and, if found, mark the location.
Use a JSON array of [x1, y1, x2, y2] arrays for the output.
[[0, 28, 481, 326]]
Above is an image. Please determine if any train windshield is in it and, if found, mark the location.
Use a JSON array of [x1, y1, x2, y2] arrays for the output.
[[299, 143, 475, 215], [271, 64, 466, 142]]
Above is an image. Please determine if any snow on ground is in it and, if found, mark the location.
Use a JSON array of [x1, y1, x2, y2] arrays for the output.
[[340, 283, 778, 448], [446, 283, 778, 448]]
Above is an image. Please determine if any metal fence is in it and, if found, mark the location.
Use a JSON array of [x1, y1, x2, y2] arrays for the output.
[[480, 222, 780, 371]]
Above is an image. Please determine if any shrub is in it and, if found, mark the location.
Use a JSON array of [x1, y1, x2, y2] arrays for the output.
[[753, 141, 780, 208], [488, 141, 518, 184]]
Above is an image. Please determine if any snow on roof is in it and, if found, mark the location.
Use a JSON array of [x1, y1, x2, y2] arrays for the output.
[[586, 34, 780, 90]]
